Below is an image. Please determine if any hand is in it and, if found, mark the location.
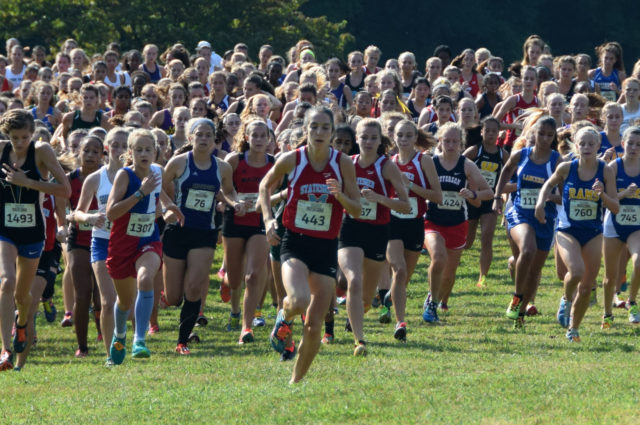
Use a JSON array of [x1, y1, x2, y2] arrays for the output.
[[361, 188, 378, 202], [139, 172, 161, 196], [592, 178, 604, 196], [603, 147, 616, 162], [609, 82, 617, 91], [216, 201, 226, 213], [165, 204, 185, 226], [459, 188, 475, 200], [534, 203, 546, 224], [492, 197, 503, 215], [56, 226, 68, 243], [88, 212, 106, 228], [2, 163, 30, 188], [234, 200, 247, 216], [326, 178, 342, 200], [265, 219, 281, 246], [623, 182, 638, 198]]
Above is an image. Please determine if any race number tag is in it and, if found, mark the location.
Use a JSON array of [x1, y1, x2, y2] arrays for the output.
[[479, 169, 497, 188], [238, 192, 259, 213], [440, 191, 464, 210], [4, 203, 36, 228], [126, 213, 155, 237], [569, 200, 597, 221], [295, 200, 331, 231], [519, 188, 539, 210], [616, 205, 640, 226], [186, 189, 214, 212], [391, 197, 418, 219], [358, 198, 377, 221]]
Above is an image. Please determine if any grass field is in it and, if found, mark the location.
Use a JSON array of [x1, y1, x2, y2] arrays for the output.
[[2, 230, 640, 425]]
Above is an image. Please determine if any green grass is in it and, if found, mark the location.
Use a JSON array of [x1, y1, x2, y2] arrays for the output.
[[2, 231, 640, 425]]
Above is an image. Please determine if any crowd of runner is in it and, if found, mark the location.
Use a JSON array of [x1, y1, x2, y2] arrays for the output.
[[1, 33, 640, 383]]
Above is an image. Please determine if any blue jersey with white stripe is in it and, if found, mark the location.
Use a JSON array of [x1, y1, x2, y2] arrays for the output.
[[174, 151, 221, 230], [512, 146, 559, 221], [557, 159, 604, 231]]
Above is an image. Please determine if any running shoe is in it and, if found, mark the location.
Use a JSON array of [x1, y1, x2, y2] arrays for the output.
[[378, 306, 392, 324], [337, 296, 346, 306], [345, 318, 352, 332], [110, 335, 127, 365], [280, 341, 296, 362], [175, 343, 191, 355], [158, 291, 169, 309], [476, 275, 486, 288], [252, 309, 266, 327], [75, 348, 88, 358], [383, 291, 392, 308], [423, 292, 432, 311], [620, 275, 628, 292], [394, 322, 407, 341], [0, 350, 13, 372], [525, 304, 539, 316], [566, 328, 581, 342], [336, 287, 346, 299], [628, 302, 640, 324], [239, 329, 254, 344], [97, 333, 103, 343], [422, 301, 439, 323], [589, 289, 597, 307], [219, 282, 231, 303], [601, 315, 614, 329], [353, 341, 367, 356], [506, 295, 522, 320], [196, 313, 208, 327], [188, 332, 201, 344], [148, 324, 160, 335], [217, 267, 226, 280], [613, 293, 627, 309], [270, 310, 292, 354], [321, 333, 334, 344], [13, 319, 27, 354], [13, 366, 21, 372], [42, 299, 57, 323], [131, 340, 151, 358], [105, 357, 115, 367], [225, 312, 241, 332], [372, 294, 381, 308], [557, 296, 572, 329], [514, 316, 525, 330], [60, 312, 73, 327]]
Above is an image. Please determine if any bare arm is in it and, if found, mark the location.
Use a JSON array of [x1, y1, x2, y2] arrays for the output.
[[534, 161, 569, 224], [370, 160, 410, 213]]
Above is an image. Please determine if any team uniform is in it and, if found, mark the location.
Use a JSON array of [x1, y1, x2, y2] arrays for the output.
[[389, 152, 428, 251], [345, 73, 364, 98], [604, 158, 640, 243], [106, 165, 162, 280], [31, 106, 56, 134], [68, 169, 98, 251], [460, 73, 480, 98], [505, 146, 560, 251], [468, 145, 503, 219], [556, 159, 605, 246], [37, 194, 62, 299], [142, 63, 162, 83], [281, 146, 344, 277], [70, 110, 103, 132], [599, 131, 624, 158], [222, 152, 274, 239], [163, 151, 221, 259], [425, 155, 469, 250], [591, 68, 620, 102], [501, 94, 539, 150], [0, 142, 45, 258], [338, 155, 392, 261], [329, 82, 348, 109], [90, 166, 114, 264]]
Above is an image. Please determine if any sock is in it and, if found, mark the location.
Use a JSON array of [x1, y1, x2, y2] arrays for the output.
[[114, 303, 129, 338], [378, 289, 389, 304], [325, 319, 334, 336], [134, 290, 154, 343], [178, 299, 201, 345], [630, 301, 637, 306]]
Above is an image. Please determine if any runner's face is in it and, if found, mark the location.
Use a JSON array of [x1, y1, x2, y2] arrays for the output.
[[535, 123, 555, 149], [605, 109, 622, 129], [481, 122, 499, 144], [440, 128, 461, 153], [307, 111, 332, 146], [333, 131, 352, 154], [109, 134, 127, 163], [8, 128, 32, 154], [576, 132, 600, 158], [356, 125, 381, 154], [247, 124, 268, 153], [81, 141, 102, 168], [190, 123, 215, 152], [623, 134, 640, 159], [132, 137, 155, 167], [395, 122, 417, 150]]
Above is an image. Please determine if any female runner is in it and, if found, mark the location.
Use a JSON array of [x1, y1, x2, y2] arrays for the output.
[[260, 106, 360, 383]]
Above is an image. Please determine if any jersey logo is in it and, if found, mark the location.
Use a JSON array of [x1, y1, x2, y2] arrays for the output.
[[308, 194, 328, 203]]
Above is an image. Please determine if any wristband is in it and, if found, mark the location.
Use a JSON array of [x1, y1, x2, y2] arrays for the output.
[[407, 181, 413, 191], [471, 190, 477, 200]]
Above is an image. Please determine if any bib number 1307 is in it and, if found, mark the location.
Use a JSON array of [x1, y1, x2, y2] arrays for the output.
[[126, 213, 155, 237]]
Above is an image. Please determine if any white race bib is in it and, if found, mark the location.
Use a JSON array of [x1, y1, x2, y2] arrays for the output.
[[391, 197, 418, 219], [185, 189, 214, 212], [126, 213, 155, 237], [295, 200, 331, 231], [238, 192, 259, 213], [479, 169, 497, 188], [569, 200, 598, 221], [440, 191, 464, 210], [616, 205, 640, 226], [519, 188, 539, 210], [4, 203, 36, 228], [358, 198, 377, 221]]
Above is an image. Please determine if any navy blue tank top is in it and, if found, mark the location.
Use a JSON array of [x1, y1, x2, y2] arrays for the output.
[[426, 155, 467, 225], [174, 151, 221, 229]]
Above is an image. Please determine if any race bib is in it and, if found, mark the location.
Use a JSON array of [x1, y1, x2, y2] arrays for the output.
[[126, 213, 155, 237], [519, 188, 539, 210], [479, 169, 497, 188], [358, 198, 377, 221], [186, 189, 214, 212], [4, 203, 36, 228], [238, 192, 259, 213], [440, 191, 464, 210], [616, 205, 640, 226], [295, 200, 331, 231], [79, 210, 97, 231], [391, 197, 418, 219], [569, 200, 598, 221]]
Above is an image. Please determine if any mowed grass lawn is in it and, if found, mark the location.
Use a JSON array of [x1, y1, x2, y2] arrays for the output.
[[2, 230, 640, 425]]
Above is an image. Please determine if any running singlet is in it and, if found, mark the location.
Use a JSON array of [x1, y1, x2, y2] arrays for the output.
[[478, 93, 501, 119], [71, 110, 103, 131], [69, 169, 98, 247], [209, 95, 231, 113], [92, 166, 114, 240], [392, 152, 429, 219], [557, 159, 605, 231], [345, 73, 364, 97], [174, 151, 221, 229], [231, 152, 274, 227], [283, 146, 344, 239], [599, 131, 624, 158], [0, 142, 45, 244], [512, 146, 559, 221], [474, 145, 503, 191], [31, 106, 55, 134], [42, 194, 57, 251], [108, 165, 162, 253], [607, 158, 640, 235], [592, 68, 620, 102], [426, 155, 467, 225], [460, 73, 480, 98], [142, 63, 162, 83], [503, 94, 539, 148], [160, 109, 174, 134], [350, 154, 392, 225], [330, 82, 348, 108]]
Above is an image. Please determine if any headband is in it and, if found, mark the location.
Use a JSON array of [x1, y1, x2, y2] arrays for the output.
[[189, 118, 216, 134], [300, 49, 315, 59]]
